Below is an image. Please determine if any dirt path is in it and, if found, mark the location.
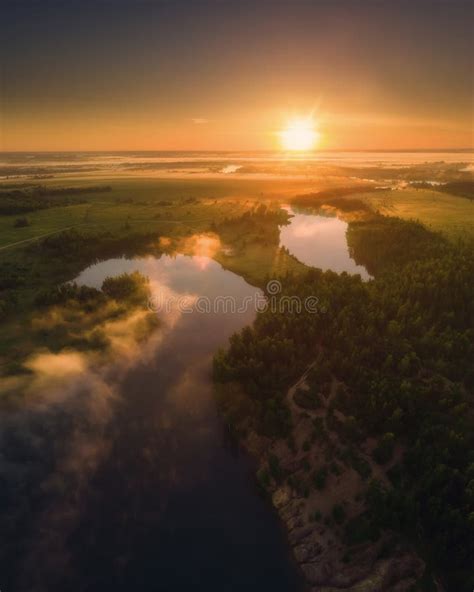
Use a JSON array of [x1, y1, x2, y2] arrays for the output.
[[0, 225, 84, 252], [0, 218, 214, 252]]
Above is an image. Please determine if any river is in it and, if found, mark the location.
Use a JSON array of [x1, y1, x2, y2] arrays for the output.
[[67, 254, 304, 591], [1, 209, 370, 590]]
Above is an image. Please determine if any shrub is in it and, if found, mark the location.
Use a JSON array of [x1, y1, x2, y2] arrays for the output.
[[313, 466, 328, 490], [14, 217, 29, 228], [294, 385, 322, 409], [101, 271, 149, 304], [373, 432, 395, 465], [332, 503, 346, 525], [257, 468, 271, 490], [312, 510, 322, 522], [345, 513, 380, 546], [287, 435, 296, 453], [34, 283, 104, 307], [268, 454, 283, 483]]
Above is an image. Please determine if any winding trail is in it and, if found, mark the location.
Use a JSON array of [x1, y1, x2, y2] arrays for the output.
[[0, 218, 213, 252], [0, 225, 83, 252]]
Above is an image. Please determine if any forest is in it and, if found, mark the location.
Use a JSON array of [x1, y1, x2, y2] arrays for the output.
[[0, 184, 111, 215], [214, 215, 474, 589]]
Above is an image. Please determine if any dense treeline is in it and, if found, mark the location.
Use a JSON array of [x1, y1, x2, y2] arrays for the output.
[[292, 185, 378, 212], [38, 228, 158, 263], [346, 215, 449, 276], [410, 180, 474, 201], [34, 185, 111, 196], [0, 185, 111, 214], [214, 215, 474, 589], [215, 203, 289, 231], [0, 229, 158, 321], [213, 203, 289, 248], [339, 162, 471, 183], [437, 180, 474, 200], [35, 271, 150, 309]]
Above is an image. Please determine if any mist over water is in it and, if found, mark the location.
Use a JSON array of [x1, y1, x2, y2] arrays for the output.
[[0, 254, 304, 592]]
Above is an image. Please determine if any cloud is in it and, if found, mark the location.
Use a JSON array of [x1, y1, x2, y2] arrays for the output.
[[191, 118, 209, 125], [0, 262, 209, 588], [0, 303, 166, 590]]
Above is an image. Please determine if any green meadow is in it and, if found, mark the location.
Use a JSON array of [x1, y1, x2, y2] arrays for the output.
[[2, 176, 473, 254], [362, 187, 474, 239]]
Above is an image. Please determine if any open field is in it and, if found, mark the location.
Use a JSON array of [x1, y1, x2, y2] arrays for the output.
[[1, 175, 472, 308], [0, 177, 307, 374], [1, 172, 473, 347], [3, 172, 472, 374], [0, 176, 310, 248], [360, 187, 474, 239], [2, 175, 473, 251]]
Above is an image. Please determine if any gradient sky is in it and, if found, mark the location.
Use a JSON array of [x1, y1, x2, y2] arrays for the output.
[[1, 0, 473, 151]]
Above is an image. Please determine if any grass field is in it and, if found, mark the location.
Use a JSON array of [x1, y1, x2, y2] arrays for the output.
[[0, 172, 472, 378], [1, 175, 472, 296], [2, 176, 472, 251], [0, 176, 315, 249], [361, 187, 474, 240], [0, 182, 243, 250]]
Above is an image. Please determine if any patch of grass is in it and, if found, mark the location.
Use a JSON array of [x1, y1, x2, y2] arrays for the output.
[[312, 510, 322, 522], [332, 503, 346, 525], [313, 466, 328, 490], [268, 453, 284, 483], [362, 188, 474, 240], [345, 513, 380, 546], [257, 468, 271, 490], [294, 385, 322, 409]]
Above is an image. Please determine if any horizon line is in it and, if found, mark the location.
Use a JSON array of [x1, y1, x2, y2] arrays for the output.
[[1, 148, 473, 154]]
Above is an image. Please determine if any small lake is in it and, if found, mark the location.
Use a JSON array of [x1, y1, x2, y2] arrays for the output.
[[65, 254, 302, 591], [280, 206, 370, 279]]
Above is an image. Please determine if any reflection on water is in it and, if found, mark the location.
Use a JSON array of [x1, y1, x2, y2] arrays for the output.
[[5, 254, 302, 591], [280, 207, 371, 279]]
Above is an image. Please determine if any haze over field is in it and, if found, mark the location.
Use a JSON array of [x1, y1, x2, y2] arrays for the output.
[[1, 1, 473, 592]]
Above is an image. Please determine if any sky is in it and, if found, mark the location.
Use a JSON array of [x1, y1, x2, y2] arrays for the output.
[[1, 0, 473, 151]]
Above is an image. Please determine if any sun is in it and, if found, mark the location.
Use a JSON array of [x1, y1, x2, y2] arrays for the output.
[[280, 117, 320, 151]]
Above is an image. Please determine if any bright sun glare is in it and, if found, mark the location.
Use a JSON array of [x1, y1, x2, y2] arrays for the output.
[[280, 118, 319, 151]]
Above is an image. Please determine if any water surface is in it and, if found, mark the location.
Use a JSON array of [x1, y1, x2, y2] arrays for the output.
[[68, 254, 303, 592], [280, 207, 371, 279]]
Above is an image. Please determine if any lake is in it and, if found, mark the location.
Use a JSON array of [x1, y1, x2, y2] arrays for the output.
[[280, 206, 371, 279], [63, 254, 302, 591]]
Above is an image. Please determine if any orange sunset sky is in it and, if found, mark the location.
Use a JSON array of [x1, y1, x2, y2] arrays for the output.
[[1, 0, 473, 152]]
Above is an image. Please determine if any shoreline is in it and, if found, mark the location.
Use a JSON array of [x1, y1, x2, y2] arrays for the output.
[[223, 367, 427, 592]]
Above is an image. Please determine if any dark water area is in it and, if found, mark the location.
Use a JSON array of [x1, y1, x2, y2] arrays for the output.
[[0, 255, 303, 591]]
